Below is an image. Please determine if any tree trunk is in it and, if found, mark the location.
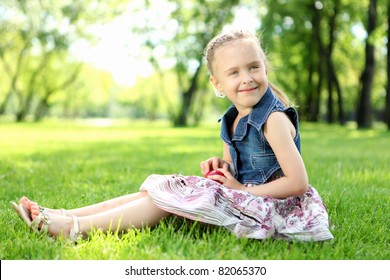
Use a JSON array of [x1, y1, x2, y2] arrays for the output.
[[16, 52, 51, 122], [332, 1, 344, 125], [306, 53, 315, 121], [325, 0, 341, 124], [306, 4, 317, 122], [34, 65, 81, 121], [356, 0, 377, 129], [309, 3, 324, 122], [386, 1, 390, 130], [326, 65, 334, 123], [334, 75, 345, 125], [0, 91, 13, 115], [315, 54, 324, 122], [0, 39, 30, 115], [34, 96, 50, 122], [15, 91, 33, 122], [174, 61, 202, 126]]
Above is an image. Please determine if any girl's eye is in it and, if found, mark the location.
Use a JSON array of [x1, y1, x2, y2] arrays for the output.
[[251, 65, 259, 70], [229, 71, 238, 76]]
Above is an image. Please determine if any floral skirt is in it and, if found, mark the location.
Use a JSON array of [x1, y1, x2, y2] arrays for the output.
[[140, 174, 334, 242]]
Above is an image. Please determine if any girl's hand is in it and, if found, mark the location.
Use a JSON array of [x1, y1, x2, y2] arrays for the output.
[[207, 168, 246, 191], [200, 157, 230, 176]]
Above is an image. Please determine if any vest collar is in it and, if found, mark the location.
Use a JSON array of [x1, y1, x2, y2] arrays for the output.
[[247, 86, 278, 131], [220, 86, 279, 142]]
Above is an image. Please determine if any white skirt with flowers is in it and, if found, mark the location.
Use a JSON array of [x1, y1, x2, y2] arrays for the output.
[[140, 174, 334, 241]]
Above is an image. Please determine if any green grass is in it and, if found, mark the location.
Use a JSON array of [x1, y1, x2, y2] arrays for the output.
[[0, 120, 389, 260]]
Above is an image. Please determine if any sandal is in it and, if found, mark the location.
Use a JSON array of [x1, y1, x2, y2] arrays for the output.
[[10, 202, 36, 226], [69, 215, 82, 241], [11, 201, 81, 241], [19, 197, 46, 218], [11, 201, 51, 234], [10, 201, 24, 218], [17, 202, 51, 233], [18, 197, 70, 218]]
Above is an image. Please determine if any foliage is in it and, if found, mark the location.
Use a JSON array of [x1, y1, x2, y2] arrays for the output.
[[0, 0, 126, 121], [49, 65, 116, 118], [130, 0, 240, 126], [262, 0, 359, 121], [0, 0, 389, 128], [117, 69, 232, 122], [124, 0, 389, 126], [0, 121, 389, 259]]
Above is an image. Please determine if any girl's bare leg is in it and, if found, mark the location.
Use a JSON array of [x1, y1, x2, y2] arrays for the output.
[[40, 194, 171, 237], [66, 192, 148, 217], [20, 192, 148, 218]]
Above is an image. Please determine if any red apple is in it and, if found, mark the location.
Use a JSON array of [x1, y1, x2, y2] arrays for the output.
[[205, 170, 226, 184]]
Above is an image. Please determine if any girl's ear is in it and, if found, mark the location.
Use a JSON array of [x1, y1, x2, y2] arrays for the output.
[[209, 76, 219, 90], [209, 76, 225, 98]]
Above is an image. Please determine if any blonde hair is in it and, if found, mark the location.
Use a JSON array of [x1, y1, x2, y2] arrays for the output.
[[203, 30, 290, 107]]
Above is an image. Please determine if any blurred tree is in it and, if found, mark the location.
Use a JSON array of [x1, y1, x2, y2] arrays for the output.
[[324, 0, 344, 124], [118, 71, 180, 120], [307, 1, 324, 122], [386, 1, 390, 130], [132, 0, 239, 126], [261, 0, 368, 125], [0, 0, 125, 121], [356, 0, 377, 128], [55, 65, 115, 119], [2, 0, 387, 127]]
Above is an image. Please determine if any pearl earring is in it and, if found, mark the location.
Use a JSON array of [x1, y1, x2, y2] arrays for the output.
[[214, 88, 226, 98]]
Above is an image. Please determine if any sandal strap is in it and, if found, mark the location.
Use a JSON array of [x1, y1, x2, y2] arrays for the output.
[[31, 211, 51, 233], [69, 215, 82, 241], [60, 209, 69, 216]]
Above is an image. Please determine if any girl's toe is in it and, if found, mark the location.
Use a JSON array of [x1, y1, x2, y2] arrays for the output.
[[31, 204, 41, 220]]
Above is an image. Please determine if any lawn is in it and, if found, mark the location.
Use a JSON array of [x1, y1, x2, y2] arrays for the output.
[[0, 120, 389, 260]]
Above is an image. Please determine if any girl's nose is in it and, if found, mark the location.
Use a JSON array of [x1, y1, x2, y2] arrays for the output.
[[242, 72, 253, 84]]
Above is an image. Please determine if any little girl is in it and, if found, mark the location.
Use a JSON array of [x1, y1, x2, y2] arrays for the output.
[[11, 30, 333, 242]]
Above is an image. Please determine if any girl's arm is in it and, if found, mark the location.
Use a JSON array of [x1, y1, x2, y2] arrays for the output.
[[223, 142, 235, 175], [215, 111, 308, 199], [246, 111, 308, 198]]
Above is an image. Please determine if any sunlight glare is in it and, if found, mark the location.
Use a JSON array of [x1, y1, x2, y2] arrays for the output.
[[71, 1, 260, 87]]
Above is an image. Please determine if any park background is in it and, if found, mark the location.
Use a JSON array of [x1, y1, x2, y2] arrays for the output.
[[0, 0, 389, 260]]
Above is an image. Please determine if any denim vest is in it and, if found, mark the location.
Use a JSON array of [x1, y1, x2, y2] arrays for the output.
[[220, 87, 301, 185]]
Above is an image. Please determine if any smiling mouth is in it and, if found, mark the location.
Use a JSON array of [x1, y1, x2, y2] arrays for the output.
[[239, 87, 258, 93]]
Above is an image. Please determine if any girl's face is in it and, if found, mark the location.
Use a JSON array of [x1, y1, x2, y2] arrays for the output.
[[210, 39, 268, 116]]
